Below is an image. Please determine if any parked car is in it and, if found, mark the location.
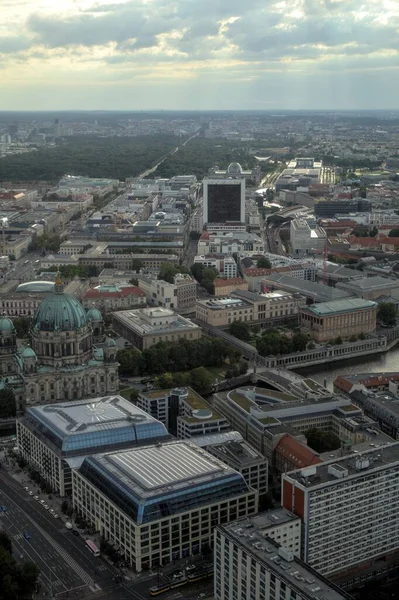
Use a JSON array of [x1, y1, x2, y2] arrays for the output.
[[72, 530, 79, 537], [28, 491, 34, 496], [53, 514, 59, 519]]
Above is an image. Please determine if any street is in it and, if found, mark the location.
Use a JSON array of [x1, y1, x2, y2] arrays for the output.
[[0, 469, 121, 598], [0, 468, 214, 600]]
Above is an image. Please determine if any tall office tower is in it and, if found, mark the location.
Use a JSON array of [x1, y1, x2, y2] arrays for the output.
[[203, 178, 245, 225], [215, 519, 352, 600], [282, 443, 399, 586], [54, 118, 62, 137]]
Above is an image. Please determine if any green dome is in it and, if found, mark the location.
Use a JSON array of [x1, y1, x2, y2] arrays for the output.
[[104, 336, 116, 347], [34, 292, 88, 332], [0, 317, 14, 332], [21, 346, 37, 359], [86, 307, 103, 322]]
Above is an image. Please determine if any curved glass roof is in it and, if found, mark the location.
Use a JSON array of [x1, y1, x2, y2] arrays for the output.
[[23, 395, 170, 456], [16, 281, 55, 293], [78, 441, 250, 524]]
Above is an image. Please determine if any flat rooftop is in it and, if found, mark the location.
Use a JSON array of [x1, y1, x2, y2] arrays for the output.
[[220, 521, 351, 600], [22, 395, 170, 455], [302, 297, 377, 316], [112, 308, 200, 335], [261, 274, 353, 302], [336, 276, 399, 291], [209, 439, 266, 467], [80, 440, 249, 504], [286, 441, 399, 487]]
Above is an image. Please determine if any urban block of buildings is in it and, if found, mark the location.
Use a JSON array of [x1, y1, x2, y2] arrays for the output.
[[282, 442, 399, 586], [196, 289, 305, 327], [215, 515, 352, 600], [81, 283, 146, 313], [72, 440, 258, 571], [16, 395, 172, 496]]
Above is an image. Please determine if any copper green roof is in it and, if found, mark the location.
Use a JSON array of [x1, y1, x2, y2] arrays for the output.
[[33, 292, 88, 331], [304, 298, 377, 316]]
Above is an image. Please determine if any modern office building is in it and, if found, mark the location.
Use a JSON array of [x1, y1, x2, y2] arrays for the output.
[[213, 386, 378, 462], [72, 440, 258, 571], [206, 439, 268, 495], [290, 218, 327, 253], [137, 273, 197, 310], [137, 387, 230, 439], [203, 178, 245, 225], [111, 307, 201, 350], [299, 298, 377, 343], [215, 517, 352, 600], [282, 443, 399, 585], [16, 395, 171, 496]]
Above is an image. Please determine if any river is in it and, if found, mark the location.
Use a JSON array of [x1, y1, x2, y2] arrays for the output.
[[295, 344, 399, 391]]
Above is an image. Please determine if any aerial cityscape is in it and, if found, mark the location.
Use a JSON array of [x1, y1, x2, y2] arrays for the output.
[[1, 3, 399, 599]]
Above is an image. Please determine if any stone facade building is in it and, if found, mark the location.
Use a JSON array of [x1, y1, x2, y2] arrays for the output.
[[0, 276, 119, 413]]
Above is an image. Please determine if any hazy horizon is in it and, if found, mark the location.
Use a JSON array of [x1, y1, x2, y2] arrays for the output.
[[1, 0, 398, 111]]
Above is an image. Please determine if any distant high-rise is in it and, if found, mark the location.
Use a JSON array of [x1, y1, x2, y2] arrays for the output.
[[203, 177, 245, 225], [54, 118, 62, 137]]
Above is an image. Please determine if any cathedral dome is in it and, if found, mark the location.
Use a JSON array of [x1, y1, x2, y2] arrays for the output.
[[33, 292, 88, 332], [86, 307, 103, 322], [21, 346, 37, 359], [0, 317, 15, 332]]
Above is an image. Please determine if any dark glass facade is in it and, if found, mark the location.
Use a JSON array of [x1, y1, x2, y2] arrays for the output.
[[79, 456, 250, 525], [207, 183, 242, 223]]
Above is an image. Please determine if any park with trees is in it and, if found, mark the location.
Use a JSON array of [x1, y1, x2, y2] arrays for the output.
[[0, 530, 40, 600]]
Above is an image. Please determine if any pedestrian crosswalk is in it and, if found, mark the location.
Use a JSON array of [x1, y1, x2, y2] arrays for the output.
[[13, 533, 23, 541], [96, 565, 107, 572]]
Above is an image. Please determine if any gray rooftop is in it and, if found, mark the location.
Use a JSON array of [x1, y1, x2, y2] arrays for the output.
[[286, 441, 399, 487], [208, 439, 266, 469], [336, 276, 399, 292], [22, 395, 170, 455], [220, 521, 351, 600], [80, 440, 249, 502], [261, 274, 353, 302]]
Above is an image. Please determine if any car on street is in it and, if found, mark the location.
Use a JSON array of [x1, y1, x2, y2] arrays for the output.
[[40, 500, 45, 505], [28, 491, 34, 496], [24, 486, 29, 491], [44, 504, 50, 510], [53, 513, 59, 519], [49, 508, 54, 514], [34, 496, 39, 501], [23, 531, 31, 540], [0, 506, 7, 512]]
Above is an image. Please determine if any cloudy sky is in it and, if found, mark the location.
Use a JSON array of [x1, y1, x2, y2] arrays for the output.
[[1, 0, 398, 110]]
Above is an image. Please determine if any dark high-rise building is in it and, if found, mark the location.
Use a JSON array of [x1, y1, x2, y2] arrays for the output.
[[203, 178, 245, 224]]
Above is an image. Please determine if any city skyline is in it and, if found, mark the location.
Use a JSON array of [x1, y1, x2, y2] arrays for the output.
[[1, 0, 398, 111]]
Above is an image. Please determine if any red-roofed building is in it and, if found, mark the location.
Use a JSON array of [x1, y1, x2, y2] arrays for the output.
[[213, 277, 248, 296], [274, 434, 321, 474], [82, 284, 146, 313]]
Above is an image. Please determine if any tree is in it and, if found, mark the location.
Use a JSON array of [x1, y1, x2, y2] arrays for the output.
[[0, 389, 16, 419], [0, 545, 40, 600], [0, 531, 12, 555], [292, 332, 308, 352], [158, 263, 190, 284], [202, 267, 218, 282], [256, 257, 271, 269], [388, 229, 399, 237], [189, 366, 213, 394], [229, 320, 251, 342], [131, 259, 143, 272], [378, 302, 397, 326], [201, 279, 215, 295], [305, 428, 341, 453], [190, 263, 204, 282], [334, 336, 343, 345], [13, 317, 30, 338]]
